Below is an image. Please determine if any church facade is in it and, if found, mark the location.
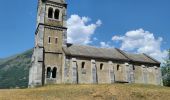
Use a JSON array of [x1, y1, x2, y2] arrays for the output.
[[28, 0, 162, 87]]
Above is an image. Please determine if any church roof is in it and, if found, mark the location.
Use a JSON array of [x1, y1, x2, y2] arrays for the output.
[[63, 44, 129, 61], [48, 0, 65, 3], [122, 52, 160, 64], [63, 43, 160, 64]]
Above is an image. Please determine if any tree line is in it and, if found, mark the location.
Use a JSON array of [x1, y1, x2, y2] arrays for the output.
[[162, 49, 170, 86]]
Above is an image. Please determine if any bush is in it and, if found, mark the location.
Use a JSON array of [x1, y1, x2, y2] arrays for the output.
[[162, 49, 170, 87], [163, 73, 170, 86]]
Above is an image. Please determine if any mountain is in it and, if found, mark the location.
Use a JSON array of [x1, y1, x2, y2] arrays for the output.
[[0, 58, 3, 64], [0, 55, 19, 65], [0, 49, 33, 89]]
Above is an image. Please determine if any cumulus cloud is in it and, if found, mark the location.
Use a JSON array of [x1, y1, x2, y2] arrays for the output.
[[67, 15, 102, 45], [100, 42, 113, 48], [112, 28, 167, 62], [67, 15, 166, 62], [112, 36, 124, 41]]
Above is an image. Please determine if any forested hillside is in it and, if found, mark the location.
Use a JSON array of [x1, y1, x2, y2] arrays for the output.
[[0, 49, 33, 89]]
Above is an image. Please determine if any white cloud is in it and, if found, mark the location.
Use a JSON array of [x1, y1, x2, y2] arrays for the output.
[[67, 14, 102, 45], [100, 41, 113, 48], [96, 20, 102, 26], [93, 37, 98, 41], [112, 36, 124, 41], [112, 28, 167, 62], [67, 16, 167, 62]]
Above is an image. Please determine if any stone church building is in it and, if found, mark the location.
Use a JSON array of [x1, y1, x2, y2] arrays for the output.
[[29, 0, 162, 87]]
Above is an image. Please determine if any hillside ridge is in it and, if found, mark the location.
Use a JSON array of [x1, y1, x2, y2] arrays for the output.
[[0, 49, 33, 89]]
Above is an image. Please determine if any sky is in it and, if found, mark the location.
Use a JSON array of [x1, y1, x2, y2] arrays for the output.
[[0, 0, 169, 62]]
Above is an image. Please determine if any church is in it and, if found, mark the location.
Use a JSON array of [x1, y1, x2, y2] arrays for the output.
[[28, 0, 162, 87]]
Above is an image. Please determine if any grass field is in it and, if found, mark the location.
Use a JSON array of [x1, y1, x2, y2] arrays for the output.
[[0, 84, 170, 100]]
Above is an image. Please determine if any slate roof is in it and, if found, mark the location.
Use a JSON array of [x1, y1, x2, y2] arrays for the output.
[[48, 0, 65, 3], [63, 44, 160, 64], [63, 44, 129, 61], [122, 52, 160, 64]]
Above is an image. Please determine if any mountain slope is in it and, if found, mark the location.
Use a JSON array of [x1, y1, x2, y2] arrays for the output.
[[0, 55, 19, 65], [0, 49, 33, 89]]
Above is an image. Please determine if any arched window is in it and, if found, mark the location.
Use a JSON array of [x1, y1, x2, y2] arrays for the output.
[[54, 9, 60, 19], [52, 67, 57, 78], [48, 7, 53, 18], [117, 65, 120, 71], [100, 63, 103, 70], [47, 67, 51, 78], [82, 62, 85, 69]]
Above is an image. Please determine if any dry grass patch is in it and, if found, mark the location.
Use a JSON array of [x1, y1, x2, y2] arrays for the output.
[[0, 84, 170, 100]]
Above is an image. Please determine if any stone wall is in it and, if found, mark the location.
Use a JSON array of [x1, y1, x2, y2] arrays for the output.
[[63, 57, 130, 84], [44, 28, 63, 53], [133, 64, 143, 84], [28, 47, 44, 87], [61, 56, 161, 85], [44, 53, 63, 84], [132, 64, 161, 85]]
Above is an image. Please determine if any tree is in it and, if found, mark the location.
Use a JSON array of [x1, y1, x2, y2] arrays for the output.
[[162, 49, 170, 86]]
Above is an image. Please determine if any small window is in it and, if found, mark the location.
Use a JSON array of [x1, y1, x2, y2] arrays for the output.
[[133, 65, 135, 70], [54, 9, 60, 19], [47, 67, 51, 78], [55, 37, 58, 44], [48, 7, 53, 18], [100, 63, 103, 70], [117, 65, 120, 71], [82, 62, 85, 69], [48, 37, 51, 44], [52, 67, 57, 78]]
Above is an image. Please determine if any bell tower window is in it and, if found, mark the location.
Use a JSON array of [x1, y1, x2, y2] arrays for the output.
[[48, 7, 53, 18], [54, 9, 60, 19], [48, 36, 51, 44], [55, 37, 58, 44]]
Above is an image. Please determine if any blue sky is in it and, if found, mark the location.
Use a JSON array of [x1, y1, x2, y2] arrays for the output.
[[0, 0, 169, 61]]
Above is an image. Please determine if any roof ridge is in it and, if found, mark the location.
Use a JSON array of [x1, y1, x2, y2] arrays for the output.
[[115, 48, 131, 61], [142, 53, 161, 64], [70, 44, 115, 50]]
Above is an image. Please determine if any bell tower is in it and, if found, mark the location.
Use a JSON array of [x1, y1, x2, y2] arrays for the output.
[[29, 0, 67, 87]]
